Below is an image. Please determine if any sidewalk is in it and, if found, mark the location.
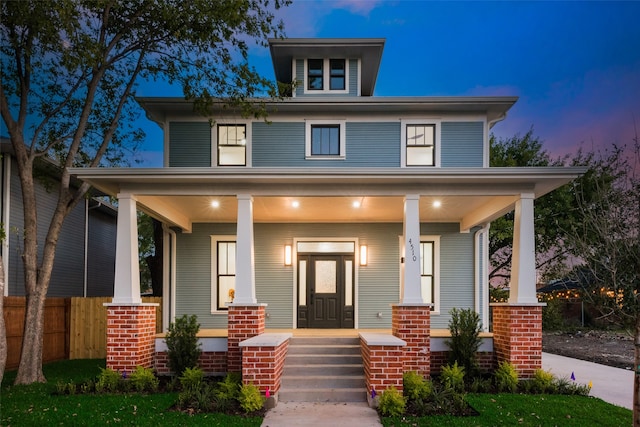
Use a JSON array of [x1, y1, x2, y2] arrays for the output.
[[261, 401, 382, 427], [542, 352, 633, 409]]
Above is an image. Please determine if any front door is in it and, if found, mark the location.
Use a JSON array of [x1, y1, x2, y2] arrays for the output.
[[297, 254, 354, 328]]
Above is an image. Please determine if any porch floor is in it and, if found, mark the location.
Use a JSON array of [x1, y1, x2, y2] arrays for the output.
[[155, 328, 493, 338]]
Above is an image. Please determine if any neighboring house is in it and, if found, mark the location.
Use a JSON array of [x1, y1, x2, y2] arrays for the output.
[[72, 38, 584, 403], [0, 139, 116, 297]]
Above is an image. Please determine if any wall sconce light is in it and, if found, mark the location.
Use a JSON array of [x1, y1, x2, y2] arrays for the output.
[[360, 245, 368, 266], [284, 244, 292, 266]]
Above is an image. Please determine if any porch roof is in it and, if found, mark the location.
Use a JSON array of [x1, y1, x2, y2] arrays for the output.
[[70, 166, 585, 233]]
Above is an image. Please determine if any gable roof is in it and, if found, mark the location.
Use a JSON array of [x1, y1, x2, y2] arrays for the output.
[[269, 38, 385, 96]]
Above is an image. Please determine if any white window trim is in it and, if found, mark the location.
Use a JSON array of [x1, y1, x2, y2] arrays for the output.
[[305, 120, 347, 159], [303, 58, 349, 95], [210, 235, 236, 314], [400, 119, 441, 167], [211, 121, 252, 167], [399, 234, 441, 314]]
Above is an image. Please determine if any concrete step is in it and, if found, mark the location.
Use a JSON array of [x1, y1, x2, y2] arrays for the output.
[[285, 353, 363, 365], [289, 336, 359, 346], [281, 375, 364, 389], [278, 387, 366, 403], [283, 363, 364, 376], [287, 344, 361, 355]]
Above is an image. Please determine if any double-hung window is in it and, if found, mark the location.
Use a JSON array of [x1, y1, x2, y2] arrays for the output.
[[305, 120, 346, 159], [406, 124, 435, 166], [217, 124, 246, 166], [419, 236, 440, 312], [212, 239, 236, 311], [329, 59, 345, 90], [307, 59, 324, 90], [305, 59, 348, 94]]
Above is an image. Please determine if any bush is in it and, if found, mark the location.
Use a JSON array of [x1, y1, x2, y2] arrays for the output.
[[532, 369, 556, 393], [542, 297, 567, 330], [445, 308, 482, 378], [179, 366, 204, 391], [214, 373, 241, 412], [440, 362, 465, 392], [377, 386, 406, 417], [238, 383, 265, 413], [403, 371, 432, 401], [165, 314, 202, 376], [494, 361, 518, 393], [95, 367, 122, 393], [128, 366, 159, 393]]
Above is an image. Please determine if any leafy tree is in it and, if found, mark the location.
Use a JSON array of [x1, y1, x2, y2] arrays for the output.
[[0, 0, 290, 384]]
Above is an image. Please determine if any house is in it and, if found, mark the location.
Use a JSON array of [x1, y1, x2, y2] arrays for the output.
[[71, 38, 584, 404], [1, 138, 116, 297]]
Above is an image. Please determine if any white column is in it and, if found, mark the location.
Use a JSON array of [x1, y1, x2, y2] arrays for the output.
[[402, 194, 423, 304], [112, 193, 141, 304], [509, 194, 537, 304], [233, 194, 257, 304]]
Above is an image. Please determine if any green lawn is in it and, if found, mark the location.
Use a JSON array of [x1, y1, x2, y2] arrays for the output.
[[2, 359, 632, 427]]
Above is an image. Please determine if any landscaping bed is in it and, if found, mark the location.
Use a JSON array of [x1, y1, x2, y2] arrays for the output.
[[543, 330, 634, 370]]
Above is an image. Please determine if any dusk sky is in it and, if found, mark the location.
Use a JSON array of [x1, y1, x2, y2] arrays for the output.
[[134, 1, 640, 166]]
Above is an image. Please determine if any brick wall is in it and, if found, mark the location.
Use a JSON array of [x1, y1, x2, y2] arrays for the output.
[[361, 339, 404, 398], [241, 340, 289, 395], [155, 351, 228, 375], [227, 305, 265, 373], [492, 304, 543, 379], [430, 351, 495, 375], [392, 305, 431, 377], [106, 304, 157, 373]]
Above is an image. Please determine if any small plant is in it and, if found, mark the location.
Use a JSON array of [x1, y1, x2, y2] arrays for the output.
[[178, 381, 216, 412], [377, 386, 406, 417], [95, 367, 121, 393], [403, 371, 432, 401], [179, 366, 204, 391], [440, 361, 465, 392], [214, 373, 241, 411], [238, 383, 265, 413], [128, 366, 159, 392], [468, 376, 492, 393], [165, 314, 202, 376], [445, 307, 482, 378], [532, 369, 556, 393], [494, 361, 518, 393]]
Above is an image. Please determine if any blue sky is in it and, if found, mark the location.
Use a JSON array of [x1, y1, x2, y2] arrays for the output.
[[139, 1, 640, 166]]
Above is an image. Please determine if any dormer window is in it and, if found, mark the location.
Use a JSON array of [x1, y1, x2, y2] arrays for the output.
[[305, 59, 348, 94]]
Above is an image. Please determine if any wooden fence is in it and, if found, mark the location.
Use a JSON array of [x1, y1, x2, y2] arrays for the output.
[[4, 296, 163, 369]]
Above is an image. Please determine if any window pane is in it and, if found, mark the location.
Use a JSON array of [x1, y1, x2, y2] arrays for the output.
[[218, 276, 235, 309], [219, 146, 246, 165], [218, 242, 229, 274], [315, 260, 337, 293], [407, 146, 434, 166], [345, 260, 353, 306], [308, 59, 323, 90], [299, 260, 307, 306], [421, 276, 433, 304], [311, 125, 340, 155], [218, 125, 246, 145], [297, 241, 355, 253], [330, 59, 345, 90], [421, 242, 433, 275]]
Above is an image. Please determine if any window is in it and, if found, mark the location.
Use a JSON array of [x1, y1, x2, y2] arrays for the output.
[[307, 59, 324, 90], [406, 124, 435, 166], [305, 120, 346, 159], [329, 59, 345, 90], [213, 239, 236, 311], [217, 124, 246, 166], [420, 236, 440, 312], [304, 59, 348, 94]]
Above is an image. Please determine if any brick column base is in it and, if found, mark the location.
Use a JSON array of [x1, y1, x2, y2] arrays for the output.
[[105, 303, 158, 373], [491, 304, 544, 379], [360, 334, 406, 407], [392, 304, 431, 377], [227, 304, 266, 373]]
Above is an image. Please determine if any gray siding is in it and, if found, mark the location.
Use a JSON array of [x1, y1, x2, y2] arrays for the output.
[[168, 122, 211, 167], [252, 122, 400, 167], [86, 209, 116, 296], [294, 58, 359, 98], [441, 122, 484, 167], [175, 221, 476, 329]]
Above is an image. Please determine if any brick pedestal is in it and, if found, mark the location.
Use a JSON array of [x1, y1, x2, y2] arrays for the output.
[[227, 304, 266, 373], [105, 303, 158, 373], [392, 304, 431, 377], [240, 333, 291, 407], [491, 304, 543, 379], [360, 333, 406, 406]]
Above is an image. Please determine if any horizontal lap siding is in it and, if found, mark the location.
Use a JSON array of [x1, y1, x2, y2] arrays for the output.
[[86, 210, 116, 296], [176, 222, 476, 330], [252, 122, 305, 166], [168, 122, 211, 167], [441, 122, 484, 167]]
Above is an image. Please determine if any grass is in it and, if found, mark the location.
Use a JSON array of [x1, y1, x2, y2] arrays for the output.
[[382, 393, 632, 426], [1, 359, 262, 427], [2, 360, 632, 427]]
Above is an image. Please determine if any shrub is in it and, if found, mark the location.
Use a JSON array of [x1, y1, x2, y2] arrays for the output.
[[440, 362, 465, 392], [214, 373, 241, 412], [128, 366, 159, 393], [532, 369, 556, 393], [377, 386, 406, 417], [445, 308, 482, 378], [177, 381, 216, 412], [95, 367, 122, 393], [494, 361, 518, 393], [468, 376, 492, 393], [179, 366, 204, 391], [403, 371, 432, 401], [238, 383, 265, 413], [541, 297, 567, 330], [165, 314, 202, 376]]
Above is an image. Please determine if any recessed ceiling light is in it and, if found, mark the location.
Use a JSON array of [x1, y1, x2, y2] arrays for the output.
[[291, 200, 300, 208], [211, 200, 220, 208], [352, 200, 361, 208], [433, 200, 442, 208]]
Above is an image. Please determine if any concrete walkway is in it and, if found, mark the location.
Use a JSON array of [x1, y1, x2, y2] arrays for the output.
[[261, 401, 382, 427], [543, 352, 633, 409]]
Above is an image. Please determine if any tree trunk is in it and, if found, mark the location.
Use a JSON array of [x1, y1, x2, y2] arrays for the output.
[[635, 311, 640, 425], [14, 287, 47, 384], [0, 255, 6, 384]]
